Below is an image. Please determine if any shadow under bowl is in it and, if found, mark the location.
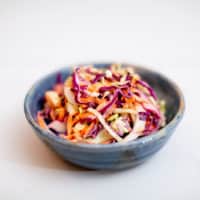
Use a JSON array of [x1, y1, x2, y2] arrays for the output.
[[24, 63, 185, 170]]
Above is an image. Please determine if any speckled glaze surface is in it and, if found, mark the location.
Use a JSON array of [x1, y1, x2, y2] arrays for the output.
[[24, 63, 185, 170]]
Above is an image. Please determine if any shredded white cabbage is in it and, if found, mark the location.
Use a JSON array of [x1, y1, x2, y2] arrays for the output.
[[66, 102, 77, 115], [105, 70, 112, 78], [113, 108, 136, 114], [73, 123, 85, 132], [88, 108, 123, 142], [122, 132, 139, 142], [111, 117, 130, 133], [86, 129, 113, 144], [86, 91, 100, 97], [64, 87, 76, 105], [48, 120, 66, 133], [122, 106, 145, 142]]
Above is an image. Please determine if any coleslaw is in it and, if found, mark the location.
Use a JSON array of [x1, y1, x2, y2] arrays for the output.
[[37, 64, 166, 144]]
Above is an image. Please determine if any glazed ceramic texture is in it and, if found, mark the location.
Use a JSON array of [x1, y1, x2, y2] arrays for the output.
[[24, 63, 185, 170]]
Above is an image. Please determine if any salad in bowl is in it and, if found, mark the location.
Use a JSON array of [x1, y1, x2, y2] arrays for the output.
[[37, 64, 166, 144]]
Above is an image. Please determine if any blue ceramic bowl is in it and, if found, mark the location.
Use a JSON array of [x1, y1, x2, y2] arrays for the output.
[[24, 63, 185, 170]]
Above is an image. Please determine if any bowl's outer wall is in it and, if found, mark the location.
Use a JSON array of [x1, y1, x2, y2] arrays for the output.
[[35, 124, 177, 169], [24, 63, 184, 169]]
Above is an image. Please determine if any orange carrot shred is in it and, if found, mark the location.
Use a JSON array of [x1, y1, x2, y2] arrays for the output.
[[37, 112, 48, 130], [66, 115, 73, 135], [55, 107, 65, 121]]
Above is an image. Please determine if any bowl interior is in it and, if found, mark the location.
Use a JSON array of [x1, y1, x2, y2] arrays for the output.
[[25, 63, 182, 140]]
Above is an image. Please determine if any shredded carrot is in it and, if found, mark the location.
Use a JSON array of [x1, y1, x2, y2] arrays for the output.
[[79, 96, 94, 104], [50, 110, 56, 121], [104, 104, 116, 116], [82, 122, 95, 136], [37, 113, 48, 129], [79, 112, 95, 119], [87, 83, 102, 92], [72, 112, 95, 126], [55, 107, 65, 121], [101, 139, 114, 144], [72, 114, 81, 125], [125, 98, 135, 104], [66, 115, 73, 135], [95, 98, 107, 105]]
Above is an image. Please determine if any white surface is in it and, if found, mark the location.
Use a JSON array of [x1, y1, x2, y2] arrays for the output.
[[0, 0, 199, 199]]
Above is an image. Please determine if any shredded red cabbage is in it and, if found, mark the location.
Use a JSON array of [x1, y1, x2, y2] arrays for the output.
[[56, 73, 62, 84], [91, 73, 104, 84], [126, 73, 132, 81], [139, 112, 149, 121], [85, 122, 102, 138], [112, 73, 121, 81], [72, 70, 91, 105], [137, 80, 157, 100], [98, 90, 120, 114], [99, 86, 116, 93]]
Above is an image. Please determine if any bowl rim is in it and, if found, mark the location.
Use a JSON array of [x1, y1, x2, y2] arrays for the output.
[[24, 63, 185, 151]]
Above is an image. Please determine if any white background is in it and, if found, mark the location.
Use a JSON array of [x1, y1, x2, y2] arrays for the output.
[[0, 0, 199, 199]]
